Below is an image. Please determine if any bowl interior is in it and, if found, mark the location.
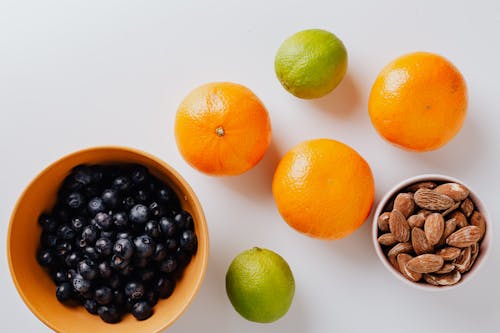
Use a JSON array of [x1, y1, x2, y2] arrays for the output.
[[7, 147, 208, 332], [372, 174, 491, 291]]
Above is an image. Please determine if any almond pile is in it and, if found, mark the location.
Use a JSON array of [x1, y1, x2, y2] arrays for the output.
[[377, 181, 486, 286]]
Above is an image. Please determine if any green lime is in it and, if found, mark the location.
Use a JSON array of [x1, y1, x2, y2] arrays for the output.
[[225, 247, 295, 323], [274, 28, 348, 99]]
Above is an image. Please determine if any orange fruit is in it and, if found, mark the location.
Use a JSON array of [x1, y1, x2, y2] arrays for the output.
[[368, 52, 467, 152], [175, 82, 272, 176], [272, 139, 374, 240]]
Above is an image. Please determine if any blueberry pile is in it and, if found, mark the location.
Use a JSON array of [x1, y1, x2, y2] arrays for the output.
[[36, 164, 198, 323]]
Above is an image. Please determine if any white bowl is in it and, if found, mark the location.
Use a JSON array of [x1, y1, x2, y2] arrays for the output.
[[372, 174, 492, 291]]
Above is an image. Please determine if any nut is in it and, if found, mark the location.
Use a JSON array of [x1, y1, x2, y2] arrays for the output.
[[406, 181, 437, 192], [424, 270, 461, 286], [414, 188, 455, 211], [424, 213, 445, 246], [408, 214, 425, 229], [435, 183, 469, 201], [460, 198, 474, 217], [411, 227, 433, 255], [393, 193, 415, 218], [389, 210, 410, 242], [388, 242, 413, 268], [406, 254, 444, 273], [454, 247, 472, 273], [377, 212, 391, 233], [446, 226, 482, 248], [435, 263, 455, 274], [470, 211, 486, 240], [397, 253, 422, 282], [436, 247, 461, 261], [449, 211, 468, 229], [378, 233, 398, 246]]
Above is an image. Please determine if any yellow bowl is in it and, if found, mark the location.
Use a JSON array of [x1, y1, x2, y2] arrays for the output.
[[7, 146, 209, 332]]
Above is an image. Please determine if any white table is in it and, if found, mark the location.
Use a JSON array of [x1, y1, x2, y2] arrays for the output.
[[1, 1, 499, 332]]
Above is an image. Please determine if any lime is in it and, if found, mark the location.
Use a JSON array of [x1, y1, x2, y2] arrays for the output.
[[225, 247, 295, 323], [274, 28, 348, 99]]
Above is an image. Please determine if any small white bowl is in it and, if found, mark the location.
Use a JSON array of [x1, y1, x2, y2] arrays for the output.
[[372, 174, 492, 291]]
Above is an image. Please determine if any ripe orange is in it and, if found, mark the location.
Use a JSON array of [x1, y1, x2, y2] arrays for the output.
[[272, 139, 374, 240], [175, 82, 272, 176], [368, 52, 467, 152]]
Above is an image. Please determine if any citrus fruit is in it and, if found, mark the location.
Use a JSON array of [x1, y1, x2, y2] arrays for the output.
[[272, 139, 374, 240], [175, 82, 272, 176], [225, 247, 295, 323], [274, 28, 347, 99], [368, 52, 468, 151]]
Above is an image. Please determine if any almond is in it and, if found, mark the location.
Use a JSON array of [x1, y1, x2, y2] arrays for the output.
[[414, 188, 455, 211], [417, 209, 432, 218], [388, 242, 413, 268], [435, 183, 469, 201], [449, 211, 468, 229], [377, 233, 398, 246], [470, 211, 486, 240], [411, 227, 433, 255], [377, 212, 391, 232], [435, 263, 455, 274], [460, 197, 474, 217], [436, 247, 461, 261], [465, 243, 480, 272], [408, 214, 425, 228], [397, 253, 422, 282], [437, 218, 457, 246], [406, 181, 437, 192], [454, 247, 472, 273], [389, 210, 410, 242], [424, 213, 444, 246], [406, 254, 444, 273], [441, 201, 460, 217], [424, 270, 461, 286], [393, 193, 415, 218], [446, 226, 482, 248]]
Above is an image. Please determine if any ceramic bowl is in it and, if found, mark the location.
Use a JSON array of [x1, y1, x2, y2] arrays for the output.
[[372, 174, 491, 291], [7, 146, 209, 332]]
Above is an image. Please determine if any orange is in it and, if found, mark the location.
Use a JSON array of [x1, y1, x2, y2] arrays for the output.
[[368, 52, 467, 151], [272, 139, 375, 240], [175, 82, 272, 176]]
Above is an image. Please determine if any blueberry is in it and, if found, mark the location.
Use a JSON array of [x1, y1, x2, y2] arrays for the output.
[[155, 275, 175, 299], [113, 238, 134, 259], [64, 252, 81, 268], [100, 230, 115, 240], [89, 165, 105, 183], [144, 220, 161, 238], [179, 230, 197, 253], [164, 238, 178, 252], [95, 237, 113, 257], [101, 188, 119, 209], [111, 255, 129, 270], [136, 268, 155, 283], [116, 232, 131, 240], [133, 235, 155, 258], [57, 224, 76, 240], [38, 214, 57, 232], [66, 268, 78, 281], [144, 290, 159, 307], [124, 281, 145, 300], [131, 301, 153, 321], [56, 282, 74, 303], [72, 165, 93, 186], [156, 186, 176, 204], [71, 216, 86, 232], [87, 197, 106, 217], [183, 211, 194, 230], [65, 192, 84, 210], [78, 260, 98, 280], [98, 261, 113, 279], [55, 241, 72, 257], [152, 243, 167, 262], [130, 165, 149, 185], [84, 247, 99, 261], [72, 274, 91, 294], [98, 305, 122, 324], [62, 174, 83, 192], [122, 196, 136, 210], [134, 189, 150, 203], [112, 212, 128, 229], [37, 249, 54, 267], [129, 204, 149, 225], [95, 286, 113, 305], [81, 225, 98, 243], [84, 299, 98, 314], [112, 176, 131, 192], [176, 248, 192, 268], [108, 274, 122, 289], [53, 270, 68, 284], [113, 289, 126, 308], [41, 232, 58, 248], [94, 212, 112, 230], [159, 256, 177, 273], [159, 217, 176, 237], [174, 212, 190, 230], [148, 202, 166, 218]]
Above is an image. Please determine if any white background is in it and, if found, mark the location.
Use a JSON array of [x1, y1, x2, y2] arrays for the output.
[[1, 0, 499, 332]]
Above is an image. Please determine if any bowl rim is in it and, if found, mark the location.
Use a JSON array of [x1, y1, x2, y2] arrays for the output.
[[372, 173, 492, 291], [6, 145, 209, 332]]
